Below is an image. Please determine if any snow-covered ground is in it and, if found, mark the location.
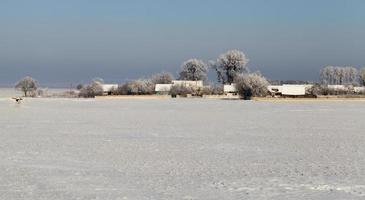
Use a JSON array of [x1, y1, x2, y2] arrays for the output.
[[1, 96, 365, 200]]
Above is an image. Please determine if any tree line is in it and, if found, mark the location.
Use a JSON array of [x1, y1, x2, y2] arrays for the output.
[[320, 66, 365, 86], [75, 49, 269, 99], [18, 50, 365, 99]]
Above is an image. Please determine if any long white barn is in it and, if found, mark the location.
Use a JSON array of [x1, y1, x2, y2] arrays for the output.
[[268, 85, 313, 96], [224, 84, 313, 96], [101, 84, 118, 95]]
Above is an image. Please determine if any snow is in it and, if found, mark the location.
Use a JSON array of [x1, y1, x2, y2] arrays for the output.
[[1, 96, 365, 199]]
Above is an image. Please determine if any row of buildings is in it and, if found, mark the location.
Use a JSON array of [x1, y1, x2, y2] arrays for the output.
[[100, 81, 365, 97]]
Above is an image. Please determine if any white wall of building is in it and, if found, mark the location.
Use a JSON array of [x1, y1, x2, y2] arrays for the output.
[[102, 84, 118, 92], [155, 84, 172, 92], [223, 84, 237, 93], [268, 84, 312, 96]]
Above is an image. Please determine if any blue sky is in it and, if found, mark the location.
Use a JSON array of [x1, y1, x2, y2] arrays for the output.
[[1, 0, 365, 86]]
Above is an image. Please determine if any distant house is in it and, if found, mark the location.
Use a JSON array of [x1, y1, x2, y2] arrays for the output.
[[223, 84, 238, 94], [223, 84, 314, 97], [101, 84, 118, 95], [155, 84, 172, 94]]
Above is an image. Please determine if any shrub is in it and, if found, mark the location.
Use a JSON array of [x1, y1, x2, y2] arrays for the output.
[[307, 84, 355, 96], [79, 81, 103, 98], [234, 73, 269, 100], [151, 72, 173, 84], [117, 79, 154, 95], [202, 85, 224, 95], [169, 85, 196, 97]]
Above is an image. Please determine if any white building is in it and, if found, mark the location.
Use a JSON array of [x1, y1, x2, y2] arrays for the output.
[[267, 85, 283, 95], [101, 84, 118, 95], [155, 84, 173, 94], [223, 84, 237, 93], [222, 84, 314, 96], [268, 84, 313, 96]]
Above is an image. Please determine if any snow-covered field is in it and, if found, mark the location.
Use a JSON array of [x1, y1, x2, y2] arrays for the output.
[[1, 95, 365, 199]]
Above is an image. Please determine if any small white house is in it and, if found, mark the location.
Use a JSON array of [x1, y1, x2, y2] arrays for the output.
[[101, 84, 118, 95], [155, 84, 173, 94], [223, 84, 237, 93]]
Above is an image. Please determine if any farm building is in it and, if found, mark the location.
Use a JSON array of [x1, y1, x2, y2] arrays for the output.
[[155, 84, 173, 94], [223, 84, 237, 93], [267, 85, 283, 96], [223, 84, 239, 97], [101, 84, 118, 95], [225, 84, 313, 97], [268, 84, 313, 96]]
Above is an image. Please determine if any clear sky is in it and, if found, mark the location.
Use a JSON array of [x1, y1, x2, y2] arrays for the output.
[[1, 0, 365, 86]]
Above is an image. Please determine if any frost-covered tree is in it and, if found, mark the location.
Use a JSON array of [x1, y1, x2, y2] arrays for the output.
[[15, 76, 39, 97], [334, 67, 343, 84], [179, 59, 208, 81], [320, 66, 335, 84], [202, 84, 224, 95], [92, 77, 104, 85], [234, 73, 269, 100], [117, 79, 155, 95], [320, 66, 358, 85], [151, 72, 173, 84], [79, 79, 103, 98], [347, 67, 358, 85], [212, 50, 249, 84], [169, 84, 195, 97], [359, 68, 365, 86]]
